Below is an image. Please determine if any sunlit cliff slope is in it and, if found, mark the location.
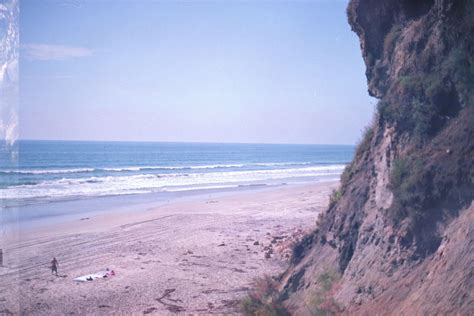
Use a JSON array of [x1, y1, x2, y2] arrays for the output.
[[278, 1, 474, 314]]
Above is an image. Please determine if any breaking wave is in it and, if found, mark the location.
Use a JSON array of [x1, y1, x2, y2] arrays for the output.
[[2, 165, 344, 201], [0, 161, 342, 175]]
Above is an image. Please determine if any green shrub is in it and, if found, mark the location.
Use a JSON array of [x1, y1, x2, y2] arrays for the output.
[[434, 45, 474, 108], [399, 74, 444, 100], [317, 270, 340, 293], [384, 25, 402, 54], [412, 99, 433, 141], [339, 122, 374, 188], [423, 73, 444, 100], [328, 189, 342, 209], [355, 124, 374, 159], [399, 75, 423, 94], [379, 96, 440, 141], [308, 269, 343, 316], [389, 159, 409, 190], [446, 48, 474, 107], [378, 100, 406, 125], [443, 47, 467, 73], [241, 276, 290, 316], [241, 296, 262, 315], [382, 40, 474, 139], [340, 163, 354, 187], [388, 157, 430, 226]]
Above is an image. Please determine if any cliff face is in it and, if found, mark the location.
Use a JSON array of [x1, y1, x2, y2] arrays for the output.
[[279, 1, 474, 314]]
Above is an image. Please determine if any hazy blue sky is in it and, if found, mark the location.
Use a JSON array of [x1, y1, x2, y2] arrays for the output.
[[20, 0, 374, 144]]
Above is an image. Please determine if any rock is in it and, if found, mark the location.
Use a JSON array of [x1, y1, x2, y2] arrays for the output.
[[253, 241, 259, 246], [280, 1, 474, 314]]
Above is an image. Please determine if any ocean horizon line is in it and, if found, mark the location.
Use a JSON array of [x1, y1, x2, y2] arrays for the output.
[[13, 138, 356, 147]]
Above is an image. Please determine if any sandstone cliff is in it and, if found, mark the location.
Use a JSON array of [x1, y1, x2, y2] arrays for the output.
[[278, 1, 474, 314]]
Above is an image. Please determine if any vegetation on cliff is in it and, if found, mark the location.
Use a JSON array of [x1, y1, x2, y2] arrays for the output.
[[344, 0, 474, 258], [244, 1, 474, 314]]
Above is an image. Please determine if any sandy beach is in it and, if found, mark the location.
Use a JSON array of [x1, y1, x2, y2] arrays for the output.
[[0, 181, 336, 315]]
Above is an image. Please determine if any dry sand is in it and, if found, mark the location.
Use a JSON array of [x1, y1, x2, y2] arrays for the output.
[[0, 181, 337, 315]]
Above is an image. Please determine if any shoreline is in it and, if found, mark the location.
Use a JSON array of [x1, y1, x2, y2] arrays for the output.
[[0, 180, 337, 315], [2, 183, 283, 232], [3, 180, 335, 232]]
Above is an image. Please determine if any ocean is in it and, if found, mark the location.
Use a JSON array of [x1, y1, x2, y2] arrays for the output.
[[1, 140, 353, 225]]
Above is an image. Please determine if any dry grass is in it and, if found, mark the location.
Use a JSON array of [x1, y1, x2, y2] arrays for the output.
[[307, 269, 343, 316], [241, 275, 290, 316]]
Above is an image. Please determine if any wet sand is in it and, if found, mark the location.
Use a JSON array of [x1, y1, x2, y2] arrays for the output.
[[0, 181, 337, 315]]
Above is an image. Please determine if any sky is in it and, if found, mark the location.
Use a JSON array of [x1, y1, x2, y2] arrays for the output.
[[20, 0, 375, 145]]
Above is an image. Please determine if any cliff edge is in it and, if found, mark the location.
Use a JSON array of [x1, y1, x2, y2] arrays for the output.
[[278, 1, 474, 314]]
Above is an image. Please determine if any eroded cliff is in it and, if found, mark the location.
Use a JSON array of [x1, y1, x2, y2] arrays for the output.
[[278, 1, 474, 314]]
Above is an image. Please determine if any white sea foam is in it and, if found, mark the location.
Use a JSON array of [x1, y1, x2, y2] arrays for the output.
[[0, 161, 336, 175], [1, 165, 345, 201], [101, 164, 246, 171], [0, 168, 95, 174]]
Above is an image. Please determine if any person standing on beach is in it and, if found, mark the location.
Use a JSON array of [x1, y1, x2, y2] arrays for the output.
[[51, 257, 58, 276]]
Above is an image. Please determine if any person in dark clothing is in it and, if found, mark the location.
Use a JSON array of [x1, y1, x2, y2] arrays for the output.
[[51, 257, 58, 276]]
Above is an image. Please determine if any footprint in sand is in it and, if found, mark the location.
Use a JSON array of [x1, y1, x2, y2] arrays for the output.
[[155, 289, 185, 313], [143, 307, 157, 314], [221, 299, 239, 309]]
